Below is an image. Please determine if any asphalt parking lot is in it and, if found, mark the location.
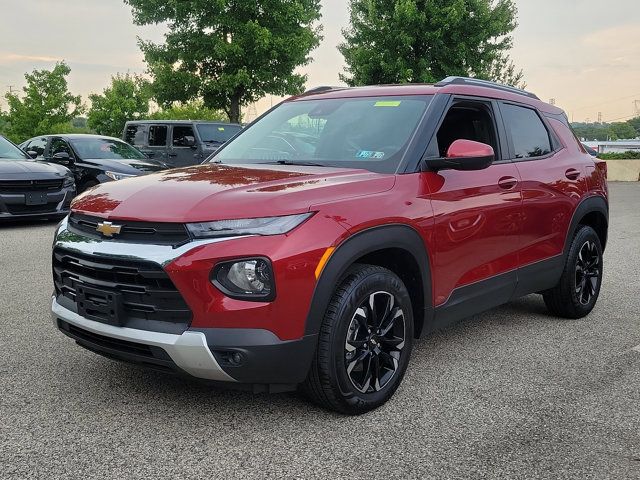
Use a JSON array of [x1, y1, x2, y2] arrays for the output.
[[1, 183, 639, 480]]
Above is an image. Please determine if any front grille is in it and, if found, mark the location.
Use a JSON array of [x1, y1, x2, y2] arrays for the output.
[[53, 247, 191, 333], [0, 179, 63, 193], [7, 203, 59, 215], [68, 213, 191, 246]]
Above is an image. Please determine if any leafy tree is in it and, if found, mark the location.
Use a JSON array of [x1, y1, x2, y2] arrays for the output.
[[124, 0, 323, 123], [340, 0, 523, 87], [4, 62, 83, 143], [626, 116, 640, 137], [609, 122, 637, 140], [87, 74, 151, 137], [148, 101, 227, 122]]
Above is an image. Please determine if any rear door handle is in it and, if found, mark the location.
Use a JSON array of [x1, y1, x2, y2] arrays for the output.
[[168, 153, 178, 157], [565, 168, 581, 180], [498, 176, 518, 190]]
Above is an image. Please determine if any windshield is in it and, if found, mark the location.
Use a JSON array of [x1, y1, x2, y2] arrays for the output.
[[0, 136, 29, 161], [196, 123, 242, 144], [70, 138, 146, 160], [212, 95, 432, 173]]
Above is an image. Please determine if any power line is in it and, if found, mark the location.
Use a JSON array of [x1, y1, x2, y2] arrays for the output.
[[571, 92, 640, 114]]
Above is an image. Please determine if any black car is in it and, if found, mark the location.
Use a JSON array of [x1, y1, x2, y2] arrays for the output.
[[20, 134, 169, 193], [0, 135, 75, 221]]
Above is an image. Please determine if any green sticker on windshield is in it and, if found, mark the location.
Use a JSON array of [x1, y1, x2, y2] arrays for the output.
[[218, 127, 225, 131], [374, 100, 401, 107]]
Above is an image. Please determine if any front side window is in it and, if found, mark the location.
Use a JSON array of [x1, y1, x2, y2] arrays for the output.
[[0, 136, 29, 161], [69, 138, 146, 160], [24, 137, 48, 157], [172, 125, 195, 147], [50, 138, 72, 156], [502, 104, 552, 159], [148, 126, 168, 147], [213, 96, 433, 173], [436, 101, 499, 157]]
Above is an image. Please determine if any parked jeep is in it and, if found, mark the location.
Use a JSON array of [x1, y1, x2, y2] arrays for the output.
[[52, 77, 608, 414], [123, 120, 242, 167]]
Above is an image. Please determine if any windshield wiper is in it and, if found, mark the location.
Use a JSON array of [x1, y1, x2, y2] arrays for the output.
[[260, 160, 327, 167]]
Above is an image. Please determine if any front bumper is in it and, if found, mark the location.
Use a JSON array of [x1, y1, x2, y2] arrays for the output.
[[52, 296, 316, 388], [0, 186, 74, 220]]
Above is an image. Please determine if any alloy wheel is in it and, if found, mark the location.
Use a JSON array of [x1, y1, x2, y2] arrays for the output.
[[344, 291, 406, 394], [575, 240, 600, 305]]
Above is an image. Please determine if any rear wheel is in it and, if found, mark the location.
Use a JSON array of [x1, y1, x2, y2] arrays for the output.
[[543, 225, 603, 318], [302, 264, 414, 414]]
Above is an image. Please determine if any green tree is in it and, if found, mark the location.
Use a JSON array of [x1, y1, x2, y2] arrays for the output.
[[626, 116, 640, 137], [148, 101, 227, 121], [87, 74, 151, 137], [124, 0, 322, 123], [609, 121, 637, 140], [340, 0, 523, 87], [4, 62, 83, 142]]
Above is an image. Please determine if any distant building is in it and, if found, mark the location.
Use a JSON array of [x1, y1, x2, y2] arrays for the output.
[[583, 140, 640, 154]]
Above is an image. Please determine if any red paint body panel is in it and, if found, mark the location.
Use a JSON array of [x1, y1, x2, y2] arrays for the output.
[[68, 83, 608, 342]]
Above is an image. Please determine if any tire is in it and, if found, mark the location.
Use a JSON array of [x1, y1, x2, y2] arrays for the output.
[[302, 264, 414, 415], [543, 225, 603, 319]]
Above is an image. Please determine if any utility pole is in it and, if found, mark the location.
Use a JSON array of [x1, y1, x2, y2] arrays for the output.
[[597, 112, 602, 123], [633, 100, 640, 117]]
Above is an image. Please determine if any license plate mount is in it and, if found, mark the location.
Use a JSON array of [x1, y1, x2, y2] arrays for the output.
[[76, 285, 124, 326], [25, 192, 48, 206]]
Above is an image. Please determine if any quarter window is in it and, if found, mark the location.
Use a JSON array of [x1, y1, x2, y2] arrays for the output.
[[148, 126, 168, 147], [502, 104, 552, 159]]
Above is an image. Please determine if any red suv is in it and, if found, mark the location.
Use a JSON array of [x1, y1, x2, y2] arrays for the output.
[[52, 77, 608, 414]]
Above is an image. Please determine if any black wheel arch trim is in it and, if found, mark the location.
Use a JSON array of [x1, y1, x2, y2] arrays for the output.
[[564, 195, 609, 254], [304, 224, 433, 338]]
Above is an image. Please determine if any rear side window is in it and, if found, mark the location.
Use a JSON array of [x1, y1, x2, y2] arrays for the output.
[[148, 126, 168, 147], [125, 124, 145, 146], [502, 104, 552, 159], [25, 137, 48, 157]]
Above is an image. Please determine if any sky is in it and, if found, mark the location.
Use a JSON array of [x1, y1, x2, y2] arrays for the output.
[[1, 0, 639, 123]]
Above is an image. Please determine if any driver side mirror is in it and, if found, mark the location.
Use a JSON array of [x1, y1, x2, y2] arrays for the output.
[[26, 150, 39, 159], [423, 139, 495, 172], [52, 151, 74, 166], [183, 135, 196, 148]]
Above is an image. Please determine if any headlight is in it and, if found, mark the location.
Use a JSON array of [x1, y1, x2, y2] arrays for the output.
[[105, 171, 136, 181], [186, 213, 313, 239], [212, 257, 275, 301], [62, 176, 75, 187]]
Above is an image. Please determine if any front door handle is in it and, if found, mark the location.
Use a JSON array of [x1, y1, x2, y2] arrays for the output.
[[498, 176, 518, 190], [168, 153, 178, 158], [565, 168, 581, 180]]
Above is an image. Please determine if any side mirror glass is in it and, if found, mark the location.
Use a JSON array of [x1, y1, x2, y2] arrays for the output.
[[424, 139, 495, 172], [26, 150, 39, 159]]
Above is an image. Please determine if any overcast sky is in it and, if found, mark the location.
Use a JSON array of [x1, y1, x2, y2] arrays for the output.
[[1, 0, 639, 122]]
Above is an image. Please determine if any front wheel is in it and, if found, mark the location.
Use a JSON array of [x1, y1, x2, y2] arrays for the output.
[[302, 264, 414, 414], [543, 225, 603, 318]]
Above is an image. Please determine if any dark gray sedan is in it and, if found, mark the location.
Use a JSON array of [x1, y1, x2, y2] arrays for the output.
[[0, 135, 75, 221]]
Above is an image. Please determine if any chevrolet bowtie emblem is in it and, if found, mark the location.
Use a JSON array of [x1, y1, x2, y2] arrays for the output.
[[96, 221, 122, 237]]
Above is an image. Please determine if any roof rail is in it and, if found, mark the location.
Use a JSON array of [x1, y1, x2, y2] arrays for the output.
[[435, 76, 539, 100], [302, 86, 343, 96]]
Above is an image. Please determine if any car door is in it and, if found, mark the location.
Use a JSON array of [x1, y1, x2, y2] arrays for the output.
[[143, 124, 170, 163], [169, 124, 200, 167], [498, 102, 590, 295], [423, 98, 523, 324]]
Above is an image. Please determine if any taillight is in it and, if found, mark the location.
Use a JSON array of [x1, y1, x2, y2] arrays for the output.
[[594, 159, 607, 179]]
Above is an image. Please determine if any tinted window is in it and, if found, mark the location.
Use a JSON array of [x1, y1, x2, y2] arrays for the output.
[[149, 126, 168, 147], [125, 124, 145, 145], [502, 104, 552, 159], [213, 96, 432, 173], [172, 125, 195, 147], [437, 102, 498, 157], [25, 137, 48, 157], [50, 138, 72, 156]]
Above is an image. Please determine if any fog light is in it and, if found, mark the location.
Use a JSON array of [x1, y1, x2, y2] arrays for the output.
[[212, 257, 275, 301]]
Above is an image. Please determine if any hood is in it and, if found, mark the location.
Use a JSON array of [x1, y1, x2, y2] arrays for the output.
[[0, 159, 70, 178], [82, 158, 167, 174], [71, 164, 395, 223]]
